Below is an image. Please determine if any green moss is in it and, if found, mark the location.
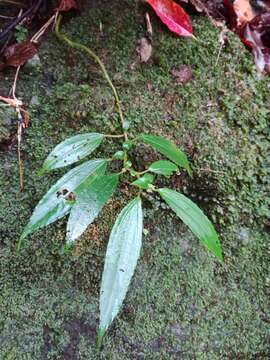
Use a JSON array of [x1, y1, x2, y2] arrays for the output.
[[0, 0, 269, 358]]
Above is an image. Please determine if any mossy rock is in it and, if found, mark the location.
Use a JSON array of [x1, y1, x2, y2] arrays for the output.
[[0, 105, 16, 143], [0, 0, 269, 359]]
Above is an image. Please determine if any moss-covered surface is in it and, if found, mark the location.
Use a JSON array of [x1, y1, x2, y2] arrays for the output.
[[0, 1, 269, 359]]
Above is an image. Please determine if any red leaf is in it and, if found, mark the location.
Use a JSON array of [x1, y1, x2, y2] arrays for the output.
[[58, 0, 78, 12], [147, 0, 193, 37], [223, 0, 238, 30], [243, 12, 270, 76], [4, 41, 37, 67]]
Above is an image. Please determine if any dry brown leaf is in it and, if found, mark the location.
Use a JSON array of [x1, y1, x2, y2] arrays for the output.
[[189, 0, 205, 13], [244, 12, 270, 76], [4, 41, 37, 67], [171, 65, 192, 84], [136, 37, 152, 63], [233, 0, 255, 26]]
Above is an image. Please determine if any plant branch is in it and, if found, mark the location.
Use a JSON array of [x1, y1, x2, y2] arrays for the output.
[[104, 134, 125, 138], [10, 65, 25, 190], [55, 15, 128, 141]]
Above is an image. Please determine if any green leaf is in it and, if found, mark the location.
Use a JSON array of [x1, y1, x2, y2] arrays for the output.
[[41, 133, 104, 173], [131, 173, 154, 190], [158, 188, 223, 261], [19, 159, 107, 247], [149, 160, 178, 176], [112, 150, 125, 160], [122, 140, 133, 151], [140, 134, 191, 175], [98, 197, 143, 342], [66, 173, 119, 244]]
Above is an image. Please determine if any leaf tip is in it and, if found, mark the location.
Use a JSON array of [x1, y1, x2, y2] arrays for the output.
[[216, 248, 224, 263], [186, 166, 192, 177]]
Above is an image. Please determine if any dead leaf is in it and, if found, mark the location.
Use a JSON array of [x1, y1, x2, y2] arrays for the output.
[[146, 82, 153, 92], [4, 41, 37, 67], [189, 0, 205, 13], [146, 0, 193, 37], [233, 0, 255, 26], [58, 0, 78, 12], [136, 37, 152, 63], [243, 12, 270, 76], [171, 65, 192, 83]]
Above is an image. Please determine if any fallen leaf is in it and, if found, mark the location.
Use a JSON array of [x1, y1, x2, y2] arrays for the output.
[[189, 0, 205, 13], [146, 82, 153, 91], [4, 41, 37, 67], [223, 0, 239, 30], [136, 37, 152, 63], [233, 0, 255, 26], [243, 12, 270, 76], [58, 0, 78, 12], [146, 0, 193, 37], [171, 65, 192, 83]]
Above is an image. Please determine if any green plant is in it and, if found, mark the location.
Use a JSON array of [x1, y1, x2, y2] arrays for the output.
[[19, 16, 223, 348], [14, 25, 27, 43]]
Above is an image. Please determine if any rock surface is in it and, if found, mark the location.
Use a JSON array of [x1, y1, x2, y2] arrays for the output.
[[0, 105, 16, 143]]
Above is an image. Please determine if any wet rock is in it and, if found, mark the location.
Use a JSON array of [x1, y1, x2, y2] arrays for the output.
[[0, 105, 16, 144]]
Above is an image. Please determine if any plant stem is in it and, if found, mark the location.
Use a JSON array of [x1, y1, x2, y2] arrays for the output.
[[136, 169, 148, 176], [104, 134, 125, 138], [55, 15, 128, 141]]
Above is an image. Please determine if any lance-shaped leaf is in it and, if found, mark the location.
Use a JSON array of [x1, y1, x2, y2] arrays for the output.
[[149, 160, 178, 176], [41, 133, 104, 173], [98, 197, 143, 345], [146, 0, 193, 37], [158, 188, 223, 261], [19, 159, 107, 246], [66, 173, 119, 243], [140, 134, 191, 175]]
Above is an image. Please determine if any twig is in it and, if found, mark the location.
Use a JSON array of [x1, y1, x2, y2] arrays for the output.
[[215, 27, 228, 67], [55, 15, 128, 141], [11, 64, 20, 98], [145, 12, 153, 40], [0, 15, 16, 19], [11, 65, 25, 190], [0, 0, 26, 6], [104, 134, 125, 138], [0, 0, 43, 42], [31, 13, 58, 43], [0, 95, 22, 107]]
